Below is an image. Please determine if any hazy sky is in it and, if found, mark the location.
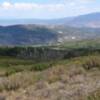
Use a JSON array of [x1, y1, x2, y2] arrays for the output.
[[0, 0, 100, 19]]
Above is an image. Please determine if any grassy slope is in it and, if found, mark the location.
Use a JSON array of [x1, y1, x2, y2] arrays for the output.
[[0, 55, 100, 100], [0, 54, 99, 100], [0, 39, 99, 99]]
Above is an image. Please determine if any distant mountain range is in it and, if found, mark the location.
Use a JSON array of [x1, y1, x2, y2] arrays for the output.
[[66, 12, 100, 28], [0, 12, 100, 28], [0, 12, 100, 46]]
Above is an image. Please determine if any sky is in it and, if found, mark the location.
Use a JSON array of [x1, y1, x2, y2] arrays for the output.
[[0, 0, 100, 19]]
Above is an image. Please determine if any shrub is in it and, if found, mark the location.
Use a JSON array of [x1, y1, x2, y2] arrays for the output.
[[31, 63, 52, 71], [82, 57, 100, 70], [87, 89, 100, 100], [0, 72, 39, 91]]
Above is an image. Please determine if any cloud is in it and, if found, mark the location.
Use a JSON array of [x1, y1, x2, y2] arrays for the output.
[[1, 2, 13, 9], [14, 3, 34, 10], [0, 0, 99, 19], [0, 1, 65, 11], [0, 0, 94, 11]]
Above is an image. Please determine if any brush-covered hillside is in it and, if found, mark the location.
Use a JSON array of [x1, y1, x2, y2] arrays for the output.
[[0, 39, 99, 100], [0, 52, 100, 100]]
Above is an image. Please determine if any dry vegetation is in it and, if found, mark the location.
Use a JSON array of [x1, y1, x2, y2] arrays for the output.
[[0, 55, 99, 100]]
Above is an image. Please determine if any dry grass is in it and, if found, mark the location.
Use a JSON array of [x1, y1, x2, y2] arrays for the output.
[[82, 56, 100, 70], [0, 71, 42, 92], [0, 55, 100, 100], [87, 89, 100, 100]]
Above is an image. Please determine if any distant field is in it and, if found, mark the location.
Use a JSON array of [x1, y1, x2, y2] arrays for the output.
[[57, 38, 100, 49], [0, 39, 100, 62]]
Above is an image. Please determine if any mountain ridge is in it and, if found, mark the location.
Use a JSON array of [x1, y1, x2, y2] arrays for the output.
[[0, 12, 100, 28]]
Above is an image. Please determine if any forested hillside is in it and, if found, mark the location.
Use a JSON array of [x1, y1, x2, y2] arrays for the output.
[[0, 25, 100, 45]]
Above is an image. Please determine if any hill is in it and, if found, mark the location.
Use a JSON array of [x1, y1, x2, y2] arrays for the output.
[[0, 25, 100, 45], [0, 39, 99, 99], [0, 51, 99, 100], [0, 25, 58, 46]]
